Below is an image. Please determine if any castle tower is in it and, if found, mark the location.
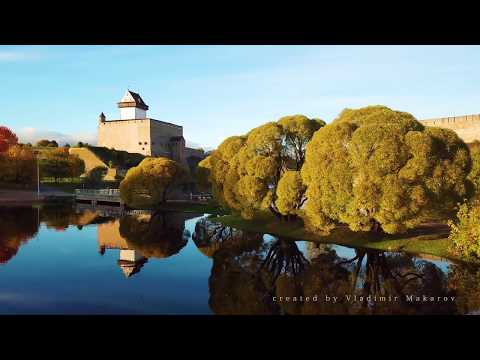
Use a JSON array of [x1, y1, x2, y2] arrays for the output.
[[98, 112, 106, 123], [117, 249, 148, 278], [117, 89, 149, 120], [97, 90, 186, 160]]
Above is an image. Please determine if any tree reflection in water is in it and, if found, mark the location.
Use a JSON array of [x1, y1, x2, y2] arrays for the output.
[[2, 206, 480, 315], [193, 217, 277, 314], [119, 212, 190, 259], [334, 249, 456, 314], [194, 217, 471, 315], [260, 237, 308, 283], [448, 263, 480, 314], [40, 202, 113, 231], [0, 206, 39, 264], [192, 218, 264, 257]]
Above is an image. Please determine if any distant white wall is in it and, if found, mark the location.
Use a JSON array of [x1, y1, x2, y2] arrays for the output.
[[120, 107, 147, 120]]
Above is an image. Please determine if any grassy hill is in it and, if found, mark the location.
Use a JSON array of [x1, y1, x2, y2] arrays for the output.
[[85, 146, 145, 169]]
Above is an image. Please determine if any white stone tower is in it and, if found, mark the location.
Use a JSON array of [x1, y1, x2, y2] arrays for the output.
[[117, 89, 149, 120]]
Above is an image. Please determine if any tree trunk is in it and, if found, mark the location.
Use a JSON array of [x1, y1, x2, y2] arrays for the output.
[[269, 203, 282, 219], [371, 220, 384, 234], [162, 186, 169, 203]]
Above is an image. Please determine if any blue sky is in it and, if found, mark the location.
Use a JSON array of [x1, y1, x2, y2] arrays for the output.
[[1, 45, 480, 149]]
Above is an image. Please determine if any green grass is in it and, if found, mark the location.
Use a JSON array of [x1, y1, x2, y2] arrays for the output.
[[40, 180, 120, 194], [128, 201, 226, 215], [210, 212, 475, 263]]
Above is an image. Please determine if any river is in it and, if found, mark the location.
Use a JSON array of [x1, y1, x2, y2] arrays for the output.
[[0, 203, 479, 315]]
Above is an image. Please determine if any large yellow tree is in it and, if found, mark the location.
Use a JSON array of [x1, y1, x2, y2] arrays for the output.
[[199, 115, 325, 219], [301, 105, 472, 234], [120, 157, 187, 208]]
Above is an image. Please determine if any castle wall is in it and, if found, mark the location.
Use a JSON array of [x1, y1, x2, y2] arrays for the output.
[[170, 137, 186, 164], [420, 114, 480, 143], [150, 119, 183, 159], [98, 118, 185, 160], [98, 119, 151, 156], [97, 220, 130, 250]]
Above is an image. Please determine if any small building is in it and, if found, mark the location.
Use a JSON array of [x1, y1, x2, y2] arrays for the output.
[[98, 90, 186, 163]]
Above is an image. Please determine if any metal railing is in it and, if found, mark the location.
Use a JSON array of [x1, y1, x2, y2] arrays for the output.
[[75, 188, 120, 197], [189, 192, 213, 201]]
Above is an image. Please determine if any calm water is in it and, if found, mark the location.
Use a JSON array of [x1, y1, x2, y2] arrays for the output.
[[1, 203, 479, 315]]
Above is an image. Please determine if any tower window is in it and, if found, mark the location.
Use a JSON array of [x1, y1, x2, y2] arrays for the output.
[[144, 142, 147, 145], [138, 142, 142, 145], [142, 148, 145, 150]]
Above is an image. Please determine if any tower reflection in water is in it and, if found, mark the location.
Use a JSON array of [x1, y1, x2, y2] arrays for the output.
[[2, 204, 480, 315], [97, 219, 148, 278], [97, 211, 197, 278]]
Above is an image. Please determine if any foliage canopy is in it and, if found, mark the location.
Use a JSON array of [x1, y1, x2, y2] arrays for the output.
[[39, 147, 85, 181], [200, 115, 325, 219], [0, 126, 18, 153], [448, 200, 480, 259], [120, 157, 187, 207], [0, 145, 36, 184], [301, 105, 472, 234]]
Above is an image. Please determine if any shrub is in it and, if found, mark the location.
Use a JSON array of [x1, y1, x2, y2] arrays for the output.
[[84, 166, 108, 186], [120, 157, 187, 208], [448, 201, 480, 259]]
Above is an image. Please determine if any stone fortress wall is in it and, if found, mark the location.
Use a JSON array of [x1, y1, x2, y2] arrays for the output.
[[420, 114, 480, 144], [98, 119, 151, 156], [98, 118, 183, 159], [149, 119, 184, 160]]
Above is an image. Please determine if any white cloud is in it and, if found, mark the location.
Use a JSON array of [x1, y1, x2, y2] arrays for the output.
[[185, 140, 213, 151], [0, 50, 43, 62], [16, 127, 97, 146]]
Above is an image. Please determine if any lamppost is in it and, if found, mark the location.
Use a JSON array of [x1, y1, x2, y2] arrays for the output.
[[33, 150, 40, 200]]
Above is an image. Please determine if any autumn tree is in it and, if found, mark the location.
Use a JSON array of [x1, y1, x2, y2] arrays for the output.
[[119, 157, 187, 208], [275, 170, 306, 218], [39, 147, 85, 181], [468, 140, 480, 198], [200, 115, 325, 219], [196, 156, 214, 192], [84, 166, 107, 186], [0, 145, 36, 184], [448, 200, 480, 259], [0, 126, 18, 153], [301, 106, 472, 234], [36, 139, 58, 147]]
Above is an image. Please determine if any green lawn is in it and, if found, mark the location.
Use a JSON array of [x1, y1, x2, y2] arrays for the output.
[[127, 200, 226, 215], [40, 180, 120, 194], [210, 212, 474, 263]]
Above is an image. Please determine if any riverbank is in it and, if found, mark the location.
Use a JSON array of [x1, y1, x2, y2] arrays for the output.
[[0, 189, 73, 205], [210, 212, 472, 263], [0, 190, 225, 216], [134, 200, 226, 215]]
